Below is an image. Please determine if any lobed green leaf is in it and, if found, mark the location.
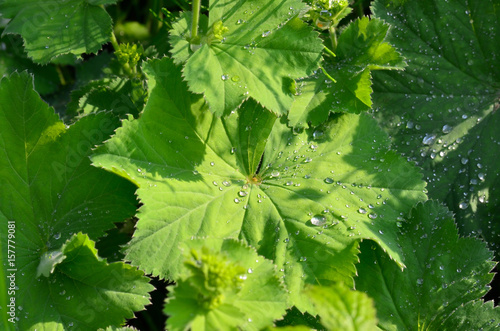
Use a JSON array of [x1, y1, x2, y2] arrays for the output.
[[0, 0, 118, 64], [372, 0, 500, 256], [92, 57, 427, 313], [289, 17, 406, 129], [356, 201, 496, 330], [169, 0, 323, 116], [0, 71, 146, 330]]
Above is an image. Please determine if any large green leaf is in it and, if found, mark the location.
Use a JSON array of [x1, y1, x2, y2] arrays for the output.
[[0, 72, 146, 330], [371, 0, 500, 255], [92, 57, 427, 311], [169, 0, 323, 116], [306, 284, 378, 331], [0, 0, 118, 64], [165, 238, 287, 331], [289, 16, 405, 129], [355, 201, 496, 330]]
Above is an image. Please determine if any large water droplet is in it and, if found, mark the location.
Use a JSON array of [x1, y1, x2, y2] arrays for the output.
[[324, 177, 334, 184], [311, 215, 326, 226], [313, 130, 324, 140], [422, 134, 436, 145], [442, 124, 452, 134]]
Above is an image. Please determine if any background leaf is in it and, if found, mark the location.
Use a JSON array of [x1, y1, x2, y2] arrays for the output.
[[93, 57, 427, 313], [0, 0, 118, 63], [31, 233, 152, 330], [169, 0, 323, 116], [0, 72, 144, 330], [289, 17, 405, 128], [355, 201, 496, 330], [371, 0, 500, 256]]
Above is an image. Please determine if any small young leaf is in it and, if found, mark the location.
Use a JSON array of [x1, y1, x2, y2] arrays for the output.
[[93, 57, 427, 312], [372, 0, 500, 255], [289, 17, 405, 129], [356, 201, 496, 330], [0, 0, 118, 64], [165, 239, 288, 331], [306, 284, 378, 331], [169, 0, 323, 116]]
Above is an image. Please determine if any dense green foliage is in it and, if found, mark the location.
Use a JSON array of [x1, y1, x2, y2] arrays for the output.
[[0, 0, 498, 330]]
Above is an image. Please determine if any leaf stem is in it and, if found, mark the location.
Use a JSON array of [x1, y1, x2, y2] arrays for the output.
[[55, 65, 67, 86], [320, 66, 337, 83], [323, 45, 336, 58], [191, 0, 202, 41], [328, 26, 338, 52]]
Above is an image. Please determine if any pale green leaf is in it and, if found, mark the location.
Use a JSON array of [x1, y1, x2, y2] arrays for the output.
[[371, 0, 500, 255], [289, 17, 405, 128], [165, 239, 287, 331], [0, 72, 146, 330], [92, 57, 427, 312], [306, 284, 378, 331], [355, 201, 496, 330], [169, 0, 323, 116], [0, 0, 118, 64]]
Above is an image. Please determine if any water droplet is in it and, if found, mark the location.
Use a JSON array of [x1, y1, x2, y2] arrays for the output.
[[304, 157, 312, 163], [261, 30, 271, 37], [324, 177, 334, 184], [422, 134, 436, 145], [459, 202, 468, 209], [311, 215, 326, 226], [313, 130, 324, 140], [247, 268, 253, 274], [236, 19, 244, 25], [358, 208, 367, 214], [368, 213, 377, 219], [234, 198, 240, 204], [239, 274, 247, 280], [221, 74, 229, 81], [299, 256, 307, 262], [45, 46, 49, 49], [461, 157, 468, 165], [285, 181, 293, 186], [417, 278, 424, 285], [442, 124, 452, 134], [210, 162, 215, 166], [271, 170, 280, 177], [222, 180, 231, 187], [53, 233, 61, 240], [231, 75, 240, 82], [238, 190, 248, 197]]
